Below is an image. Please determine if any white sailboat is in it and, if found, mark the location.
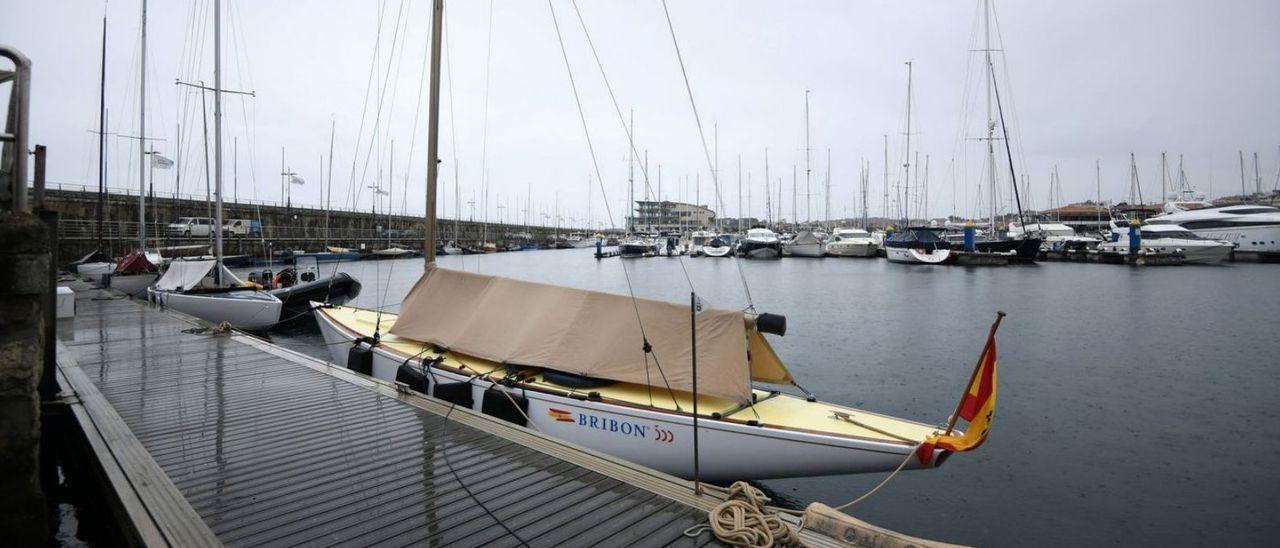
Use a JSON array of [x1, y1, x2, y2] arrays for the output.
[[149, 0, 282, 330], [309, 0, 1003, 482], [150, 260, 282, 330], [110, 0, 162, 299]]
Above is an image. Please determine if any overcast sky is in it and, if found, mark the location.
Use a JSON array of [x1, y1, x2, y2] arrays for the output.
[[4, 0, 1279, 227]]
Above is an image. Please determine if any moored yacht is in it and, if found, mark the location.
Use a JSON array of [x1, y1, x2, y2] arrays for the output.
[[783, 229, 825, 257], [109, 250, 162, 298], [702, 234, 734, 257], [738, 227, 782, 259], [884, 227, 953, 264], [148, 259, 283, 330], [312, 266, 966, 481], [1145, 204, 1280, 253], [1097, 223, 1233, 264], [618, 235, 653, 258], [1008, 221, 1101, 251], [824, 227, 878, 257], [687, 230, 716, 256]]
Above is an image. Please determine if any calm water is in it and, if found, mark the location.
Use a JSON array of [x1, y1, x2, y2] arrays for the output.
[[259, 249, 1280, 547]]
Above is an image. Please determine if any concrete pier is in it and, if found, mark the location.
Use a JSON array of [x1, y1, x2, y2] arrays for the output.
[[0, 211, 51, 544], [42, 187, 606, 264]]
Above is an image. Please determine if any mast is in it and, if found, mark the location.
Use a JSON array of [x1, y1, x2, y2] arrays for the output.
[[903, 61, 913, 226], [883, 135, 888, 223], [138, 0, 147, 251], [763, 148, 770, 226], [713, 122, 718, 231], [804, 89, 811, 224], [627, 109, 634, 232], [791, 165, 796, 228], [97, 15, 107, 254], [388, 140, 395, 246], [736, 154, 742, 233], [825, 148, 831, 228], [424, 0, 444, 264], [1255, 151, 1262, 196], [983, 0, 996, 232], [325, 119, 335, 248], [1233, 149, 1244, 198], [213, 0, 224, 281], [1095, 160, 1102, 225]]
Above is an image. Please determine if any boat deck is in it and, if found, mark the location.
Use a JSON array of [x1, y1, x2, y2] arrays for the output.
[[55, 292, 729, 547]]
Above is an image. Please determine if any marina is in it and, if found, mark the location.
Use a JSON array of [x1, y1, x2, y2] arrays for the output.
[[4, 0, 1280, 546]]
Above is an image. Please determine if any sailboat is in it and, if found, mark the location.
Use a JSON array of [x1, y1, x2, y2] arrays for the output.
[[109, 0, 163, 299], [308, 0, 997, 482], [964, 0, 1040, 262], [149, 0, 282, 330], [76, 16, 114, 284]]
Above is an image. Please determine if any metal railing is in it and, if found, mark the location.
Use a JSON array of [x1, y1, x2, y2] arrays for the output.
[[1, 45, 32, 212]]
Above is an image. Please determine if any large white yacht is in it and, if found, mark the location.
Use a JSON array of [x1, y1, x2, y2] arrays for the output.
[[1145, 204, 1280, 253], [1097, 224, 1233, 264], [824, 227, 879, 257]]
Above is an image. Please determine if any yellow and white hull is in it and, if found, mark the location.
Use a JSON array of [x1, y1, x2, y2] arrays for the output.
[[312, 303, 951, 481]]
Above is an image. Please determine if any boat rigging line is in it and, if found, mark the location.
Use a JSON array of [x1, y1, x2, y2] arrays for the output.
[[548, 0, 681, 411], [657, 0, 758, 312], [989, 56, 1026, 230]]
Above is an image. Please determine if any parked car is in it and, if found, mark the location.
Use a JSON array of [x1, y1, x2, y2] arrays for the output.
[[168, 217, 215, 237], [222, 219, 261, 237]]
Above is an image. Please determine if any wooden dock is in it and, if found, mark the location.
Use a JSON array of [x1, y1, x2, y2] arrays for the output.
[[55, 291, 956, 547], [56, 293, 731, 547]]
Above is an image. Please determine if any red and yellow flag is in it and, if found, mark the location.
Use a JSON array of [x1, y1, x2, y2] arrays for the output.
[[916, 315, 1001, 467]]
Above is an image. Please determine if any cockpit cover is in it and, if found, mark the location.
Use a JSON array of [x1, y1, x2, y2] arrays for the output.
[[389, 265, 793, 404]]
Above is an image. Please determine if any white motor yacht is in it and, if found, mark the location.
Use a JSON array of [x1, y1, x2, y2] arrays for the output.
[[1097, 224, 1233, 264], [1145, 204, 1280, 253], [702, 234, 734, 257], [824, 228, 879, 257], [686, 230, 715, 256], [738, 228, 782, 259]]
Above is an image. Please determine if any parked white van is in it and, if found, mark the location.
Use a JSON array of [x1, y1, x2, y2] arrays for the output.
[[168, 217, 215, 237], [222, 219, 257, 236]]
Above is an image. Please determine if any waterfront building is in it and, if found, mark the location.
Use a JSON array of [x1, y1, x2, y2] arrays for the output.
[[627, 200, 716, 234]]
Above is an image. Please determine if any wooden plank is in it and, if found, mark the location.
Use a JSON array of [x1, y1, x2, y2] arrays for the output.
[[57, 340, 222, 548], [233, 333, 728, 512], [57, 367, 170, 548]]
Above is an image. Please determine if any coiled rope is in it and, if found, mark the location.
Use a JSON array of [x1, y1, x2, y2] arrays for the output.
[[684, 482, 802, 547]]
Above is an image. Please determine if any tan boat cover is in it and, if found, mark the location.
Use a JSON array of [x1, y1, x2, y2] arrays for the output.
[[389, 265, 793, 403]]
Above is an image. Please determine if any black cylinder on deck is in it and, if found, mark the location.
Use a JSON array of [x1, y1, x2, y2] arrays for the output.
[[755, 313, 787, 336]]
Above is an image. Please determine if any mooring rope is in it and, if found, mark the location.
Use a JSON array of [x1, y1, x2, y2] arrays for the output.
[[684, 482, 802, 547]]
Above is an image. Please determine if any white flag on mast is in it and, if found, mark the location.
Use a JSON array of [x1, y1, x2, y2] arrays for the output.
[[151, 154, 174, 169], [289, 174, 305, 185]]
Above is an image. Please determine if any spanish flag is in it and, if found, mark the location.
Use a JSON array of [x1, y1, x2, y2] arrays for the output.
[[916, 312, 1003, 467]]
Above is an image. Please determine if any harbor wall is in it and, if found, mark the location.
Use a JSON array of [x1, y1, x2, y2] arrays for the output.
[[42, 188, 602, 264]]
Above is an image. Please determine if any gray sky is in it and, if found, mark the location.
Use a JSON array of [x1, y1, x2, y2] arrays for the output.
[[4, 0, 1279, 227]]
